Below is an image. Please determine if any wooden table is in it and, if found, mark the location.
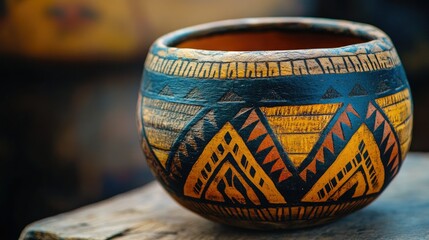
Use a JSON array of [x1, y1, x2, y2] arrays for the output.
[[20, 153, 429, 240]]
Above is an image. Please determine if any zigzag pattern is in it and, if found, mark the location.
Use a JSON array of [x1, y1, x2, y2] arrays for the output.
[[141, 137, 170, 185], [169, 110, 218, 180], [375, 89, 412, 160], [235, 109, 293, 183], [182, 122, 286, 204], [300, 104, 360, 181], [142, 97, 203, 169], [260, 103, 342, 168], [366, 102, 401, 176]]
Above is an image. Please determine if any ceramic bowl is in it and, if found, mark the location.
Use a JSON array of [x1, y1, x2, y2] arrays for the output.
[[136, 17, 413, 229]]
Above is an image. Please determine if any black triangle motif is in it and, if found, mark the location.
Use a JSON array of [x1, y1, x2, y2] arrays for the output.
[[185, 87, 204, 100], [159, 85, 174, 96], [376, 80, 390, 93], [261, 90, 284, 101], [348, 84, 368, 96], [219, 90, 244, 102], [322, 86, 342, 99]]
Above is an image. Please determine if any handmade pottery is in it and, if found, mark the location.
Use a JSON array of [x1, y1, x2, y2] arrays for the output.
[[136, 17, 413, 229]]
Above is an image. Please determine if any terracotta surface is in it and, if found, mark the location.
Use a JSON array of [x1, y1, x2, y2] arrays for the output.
[[175, 31, 366, 51]]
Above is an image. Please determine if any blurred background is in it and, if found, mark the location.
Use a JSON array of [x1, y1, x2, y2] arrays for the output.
[[0, 0, 427, 238]]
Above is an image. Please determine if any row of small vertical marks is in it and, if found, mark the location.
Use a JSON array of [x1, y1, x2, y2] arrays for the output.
[[145, 49, 400, 79], [186, 197, 375, 222]]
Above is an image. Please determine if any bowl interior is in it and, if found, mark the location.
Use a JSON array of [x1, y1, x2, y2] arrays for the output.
[[174, 29, 368, 51]]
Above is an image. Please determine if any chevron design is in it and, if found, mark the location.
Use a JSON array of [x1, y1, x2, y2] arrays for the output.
[[375, 89, 412, 160], [300, 104, 359, 181], [366, 102, 402, 176], [260, 103, 342, 168], [235, 108, 293, 183], [302, 124, 384, 202], [183, 122, 286, 204], [169, 110, 218, 179], [142, 97, 202, 168]]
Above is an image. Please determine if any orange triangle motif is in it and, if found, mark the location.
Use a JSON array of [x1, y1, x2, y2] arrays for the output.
[[384, 134, 396, 154], [299, 104, 357, 181], [271, 159, 286, 172], [241, 110, 259, 130], [248, 121, 268, 141], [324, 134, 335, 154], [366, 102, 377, 119], [256, 135, 275, 153], [346, 104, 360, 117], [263, 148, 280, 164], [279, 170, 293, 182], [374, 111, 385, 130], [331, 122, 345, 141], [339, 111, 352, 127], [375, 88, 412, 160]]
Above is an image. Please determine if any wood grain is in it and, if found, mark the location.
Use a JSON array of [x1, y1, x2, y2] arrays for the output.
[[20, 153, 429, 240]]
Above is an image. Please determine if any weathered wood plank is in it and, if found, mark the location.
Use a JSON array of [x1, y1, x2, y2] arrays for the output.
[[20, 153, 429, 240]]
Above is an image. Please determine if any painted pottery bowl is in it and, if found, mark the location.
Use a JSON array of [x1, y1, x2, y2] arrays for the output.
[[136, 17, 413, 229]]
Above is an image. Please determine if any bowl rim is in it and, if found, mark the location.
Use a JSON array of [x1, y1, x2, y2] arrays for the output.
[[150, 17, 394, 62]]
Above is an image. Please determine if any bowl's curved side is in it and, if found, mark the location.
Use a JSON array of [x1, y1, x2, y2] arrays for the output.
[[136, 18, 413, 229]]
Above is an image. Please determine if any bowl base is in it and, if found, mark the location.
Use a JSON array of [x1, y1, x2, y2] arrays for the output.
[[172, 195, 375, 230]]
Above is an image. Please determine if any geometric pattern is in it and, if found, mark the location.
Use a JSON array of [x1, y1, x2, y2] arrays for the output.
[[139, 47, 412, 229], [142, 97, 202, 168], [174, 94, 408, 208], [169, 110, 218, 180], [348, 83, 368, 96], [159, 85, 174, 96], [183, 122, 286, 204], [366, 102, 402, 176], [299, 104, 361, 181], [219, 90, 244, 102], [301, 124, 384, 202], [236, 109, 293, 183], [137, 17, 414, 229], [145, 48, 401, 79], [375, 88, 412, 160], [260, 103, 342, 168], [179, 196, 376, 224], [185, 87, 204, 100], [322, 86, 342, 99], [140, 84, 412, 225]]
